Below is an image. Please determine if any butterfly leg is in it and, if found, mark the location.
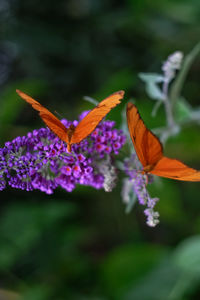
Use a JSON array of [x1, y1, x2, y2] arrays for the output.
[[144, 174, 149, 185]]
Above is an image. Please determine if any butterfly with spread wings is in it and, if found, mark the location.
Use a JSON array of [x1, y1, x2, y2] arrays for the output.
[[126, 102, 200, 181], [16, 89, 124, 152]]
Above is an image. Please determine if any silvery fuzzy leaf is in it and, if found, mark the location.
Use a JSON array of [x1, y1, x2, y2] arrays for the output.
[[139, 72, 165, 83], [139, 73, 165, 100]]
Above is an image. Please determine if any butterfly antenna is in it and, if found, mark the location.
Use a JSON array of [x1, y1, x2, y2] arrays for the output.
[[83, 96, 99, 106], [58, 141, 64, 152], [54, 110, 65, 119]]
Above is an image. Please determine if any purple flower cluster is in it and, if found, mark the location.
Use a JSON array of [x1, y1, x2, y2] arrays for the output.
[[0, 113, 126, 194], [122, 154, 160, 227]]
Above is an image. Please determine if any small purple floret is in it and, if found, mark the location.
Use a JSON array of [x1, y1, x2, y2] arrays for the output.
[[122, 154, 160, 227]]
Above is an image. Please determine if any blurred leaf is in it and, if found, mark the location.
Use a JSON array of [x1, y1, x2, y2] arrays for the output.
[[139, 73, 165, 100], [124, 258, 181, 300], [125, 189, 137, 214], [125, 236, 200, 300], [146, 83, 164, 101], [161, 1, 199, 24], [139, 73, 164, 83], [0, 201, 76, 269], [0, 289, 20, 300], [101, 243, 167, 299], [121, 178, 137, 214], [173, 235, 200, 274], [0, 79, 48, 139], [174, 98, 192, 122], [20, 284, 51, 300]]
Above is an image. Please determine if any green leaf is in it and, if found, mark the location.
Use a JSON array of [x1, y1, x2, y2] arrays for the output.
[[139, 73, 165, 100], [20, 284, 51, 300], [124, 258, 181, 300], [101, 243, 167, 299], [0, 79, 48, 138], [139, 73, 164, 83], [0, 201, 76, 269], [174, 98, 192, 122], [173, 235, 200, 274]]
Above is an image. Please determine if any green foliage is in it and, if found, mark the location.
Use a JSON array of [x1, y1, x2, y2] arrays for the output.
[[100, 236, 200, 300], [124, 258, 181, 300], [101, 243, 167, 299], [0, 0, 200, 299], [0, 79, 48, 143], [173, 236, 200, 274], [174, 99, 192, 122], [139, 73, 165, 100], [0, 201, 76, 269]]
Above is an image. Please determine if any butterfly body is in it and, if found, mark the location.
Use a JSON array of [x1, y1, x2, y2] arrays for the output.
[[16, 89, 124, 153], [65, 124, 75, 152], [126, 102, 200, 182], [143, 164, 156, 173]]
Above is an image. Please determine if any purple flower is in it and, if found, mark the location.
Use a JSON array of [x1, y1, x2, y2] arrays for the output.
[[0, 176, 6, 191], [104, 146, 112, 154], [79, 110, 90, 120], [77, 154, 86, 163], [95, 143, 105, 153], [61, 166, 72, 176], [91, 129, 99, 138], [0, 113, 126, 194], [113, 141, 121, 153], [122, 154, 160, 227], [72, 165, 82, 178], [84, 166, 93, 175]]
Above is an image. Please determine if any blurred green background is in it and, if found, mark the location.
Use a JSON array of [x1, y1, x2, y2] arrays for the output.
[[0, 0, 200, 299]]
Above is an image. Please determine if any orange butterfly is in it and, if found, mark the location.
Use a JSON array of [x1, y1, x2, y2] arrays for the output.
[[16, 89, 124, 152], [126, 102, 200, 181]]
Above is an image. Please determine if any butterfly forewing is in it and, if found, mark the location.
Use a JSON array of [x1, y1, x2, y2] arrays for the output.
[[71, 90, 124, 144], [40, 114, 70, 143], [126, 102, 163, 167], [16, 89, 69, 143]]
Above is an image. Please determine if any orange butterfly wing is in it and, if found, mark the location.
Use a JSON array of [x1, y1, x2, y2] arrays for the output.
[[71, 90, 125, 144], [151, 157, 200, 181], [17, 89, 124, 152], [126, 102, 163, 167], [126, 102, 200, 182], [16, 89, 70, 144]]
